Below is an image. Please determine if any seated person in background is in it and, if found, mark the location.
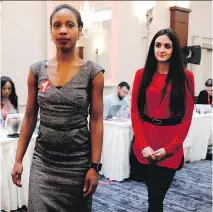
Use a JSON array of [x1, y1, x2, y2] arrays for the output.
[[197, 78, 212, 105], [1, 76, 19, 121], [103, 81, 130, 119]]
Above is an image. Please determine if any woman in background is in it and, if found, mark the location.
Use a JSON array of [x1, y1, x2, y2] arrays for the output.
[[11, 4, 104, 212], [131, 29, 194, 212], [1, 76, 19, 121], [196, 78, 212, 105]]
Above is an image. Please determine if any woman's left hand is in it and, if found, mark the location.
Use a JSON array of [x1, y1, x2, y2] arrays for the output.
[[152, 148, 166, 160], [83, 168, 99, 197]]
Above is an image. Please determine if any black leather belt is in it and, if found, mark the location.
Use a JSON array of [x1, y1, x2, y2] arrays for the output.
[[141, 113, 183, 126]]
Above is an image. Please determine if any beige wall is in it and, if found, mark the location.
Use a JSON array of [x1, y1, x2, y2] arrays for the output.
[[149, 1, 171, 44], [83, 20, 111, 79], [116, 2, 145, 91], [1, 1, 46, 110], [188, 1, 212, 95], [1, 1, 212, 110], [188, 1, 212, 41]]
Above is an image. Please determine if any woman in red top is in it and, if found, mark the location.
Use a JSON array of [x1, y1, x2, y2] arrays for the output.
[[131, 29, 194, 212]]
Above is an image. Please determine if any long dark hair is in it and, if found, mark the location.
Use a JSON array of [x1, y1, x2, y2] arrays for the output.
[[137, 28, 192, 117], [1, 76, 18, 109]]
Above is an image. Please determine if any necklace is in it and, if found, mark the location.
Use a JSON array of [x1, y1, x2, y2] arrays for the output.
[[1, 100, 11, 119]]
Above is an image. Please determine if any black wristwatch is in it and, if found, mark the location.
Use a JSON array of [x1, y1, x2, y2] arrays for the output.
[[89, 162, 102, 173]]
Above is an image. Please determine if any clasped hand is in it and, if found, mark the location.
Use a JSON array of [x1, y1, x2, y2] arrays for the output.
[[142, 147, 166, 161]]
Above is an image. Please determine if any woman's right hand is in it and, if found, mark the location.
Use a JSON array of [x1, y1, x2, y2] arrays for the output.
[[11, 162, 23, 187], [142, 146, 156, 160]]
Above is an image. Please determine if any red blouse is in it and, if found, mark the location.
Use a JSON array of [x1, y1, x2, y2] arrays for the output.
[[131, 68, 194, 169]]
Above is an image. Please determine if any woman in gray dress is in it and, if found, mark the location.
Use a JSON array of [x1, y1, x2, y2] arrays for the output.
[[11, 4, 104, 212]]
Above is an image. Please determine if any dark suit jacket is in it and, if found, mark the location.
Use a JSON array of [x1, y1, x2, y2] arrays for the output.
[[196, 90, 212, 104]]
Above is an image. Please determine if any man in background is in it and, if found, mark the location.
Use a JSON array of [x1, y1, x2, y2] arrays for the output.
[[103, 81, 130, 119]]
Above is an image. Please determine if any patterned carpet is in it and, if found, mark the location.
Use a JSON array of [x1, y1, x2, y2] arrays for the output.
[[92, 160, 212, 212]]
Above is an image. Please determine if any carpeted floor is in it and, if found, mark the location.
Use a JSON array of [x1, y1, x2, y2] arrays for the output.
[[2, 161, 211, 212], [92, 160, 212, 212]]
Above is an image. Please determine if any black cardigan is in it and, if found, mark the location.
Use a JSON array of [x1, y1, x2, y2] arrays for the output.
[[196, 90, 212, 104]]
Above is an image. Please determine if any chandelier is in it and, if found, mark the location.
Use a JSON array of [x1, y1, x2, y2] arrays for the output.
[[79, 1, 102, 40]]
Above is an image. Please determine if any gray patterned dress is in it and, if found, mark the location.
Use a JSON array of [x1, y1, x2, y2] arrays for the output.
[[28, 60, 104, 212]]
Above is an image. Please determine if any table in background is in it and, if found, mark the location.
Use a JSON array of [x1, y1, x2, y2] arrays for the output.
[[1, 113, 212, 209], [100, 113, 212, 181], [100, 120, 133, 182], [0, 130, 36, 212], [184, 113, 212, 162]]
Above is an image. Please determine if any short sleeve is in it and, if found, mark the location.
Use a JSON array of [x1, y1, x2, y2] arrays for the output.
[[90, 61, 105, 80], [29, 61, 44, 81]]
